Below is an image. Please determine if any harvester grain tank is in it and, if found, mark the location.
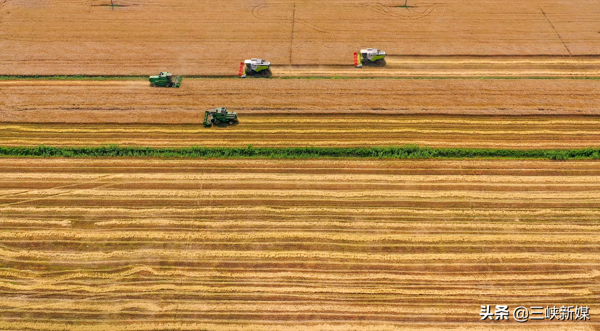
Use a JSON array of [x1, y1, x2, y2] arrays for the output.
[[203, 107, 239, 127], [239, 59, 272, 78], [354, 48, 387, 67], [149, 72, 182, 87]]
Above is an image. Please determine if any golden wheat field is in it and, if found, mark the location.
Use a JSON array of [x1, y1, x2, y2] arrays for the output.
[[2, 79, 600, 124], [2, 0, 600, 328], [3, 115, 600, 149], [0, 158, 598, 330], [2, 0, 600, 74]]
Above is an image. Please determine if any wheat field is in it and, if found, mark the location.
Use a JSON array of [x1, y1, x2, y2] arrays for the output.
[[0, 158, 598, 329], [2, 115, 600, 149]]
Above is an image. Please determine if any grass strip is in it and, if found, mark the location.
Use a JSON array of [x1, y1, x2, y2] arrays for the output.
[[1, 145, 599, 160]]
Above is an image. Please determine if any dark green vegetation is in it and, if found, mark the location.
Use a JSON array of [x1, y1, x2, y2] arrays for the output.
[[1, 145, 599, 160]]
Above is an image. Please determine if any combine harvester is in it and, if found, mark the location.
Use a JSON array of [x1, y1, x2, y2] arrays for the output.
[[239, 59, 272, 78], [203, 107, 239, 127], [149, 72, 182, 88], [354, 48, 387, 68]]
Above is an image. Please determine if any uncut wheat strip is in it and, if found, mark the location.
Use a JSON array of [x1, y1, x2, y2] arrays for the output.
[[1, 304, 595, 322], [0, 303, 525, 318], [4, 218, 599, 233], [0, 300, 544, 316], [4, 277, 589, 292], [0, 279, 591, 297], [2, 206, 600, 218], [5, 116, 600, 127], [3, 140, 600, 149], [1, 157, 598, 170], [4, 173, 600, 185], [26, 188, 600, 201], [1, 265, 596, 283], [0, 160, 513, 171], [83, 220, 600, 233], [2, 228, 599, 244], [3, 165, 599, 177], [1, 248, 599, 264], [0, 322, 584, 331], [0, 81, 148, 87], [4, 140, 600, 150], [4, 124, 600, 135]]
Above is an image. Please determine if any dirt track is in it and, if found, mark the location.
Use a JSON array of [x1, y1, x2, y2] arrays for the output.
[[0, 157, 598, 330], [3, 115, 600, 149]]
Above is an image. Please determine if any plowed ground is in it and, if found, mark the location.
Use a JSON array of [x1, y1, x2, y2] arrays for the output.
[[3, 115, 600, 149], [2, 0, 600, 75], [0, 158, 598, 330]]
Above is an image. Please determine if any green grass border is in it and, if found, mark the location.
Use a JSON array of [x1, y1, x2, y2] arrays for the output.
[[1, 145, 599, 160]]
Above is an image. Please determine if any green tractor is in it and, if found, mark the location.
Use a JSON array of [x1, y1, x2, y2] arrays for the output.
[[149, 72, 182, 88], [203, 107, 239, 127], [239, 59, 272, 78]]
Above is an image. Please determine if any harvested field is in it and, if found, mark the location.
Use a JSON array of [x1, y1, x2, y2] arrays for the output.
[[2, 0, 600, 75], [3, 115, 600, 149], [2, 79, 600, 124], [0, 158, 598, 330]]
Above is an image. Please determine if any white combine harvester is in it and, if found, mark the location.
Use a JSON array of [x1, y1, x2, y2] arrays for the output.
[[354, 48, 387, 68], [239, 58, 272, 78]]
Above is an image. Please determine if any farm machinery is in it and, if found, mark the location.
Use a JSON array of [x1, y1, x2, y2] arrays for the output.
[[203, 107, 239, 127], [149, 72, 182, 88], [354, 48, 387, 67], [239, 59, 272, 78]]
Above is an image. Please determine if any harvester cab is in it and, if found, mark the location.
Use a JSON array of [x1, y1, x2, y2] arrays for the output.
[[354, 48, 387, 68], [239, 59, 272, 78], [203, 107, 239, 127], [149, 72, 183, 88]]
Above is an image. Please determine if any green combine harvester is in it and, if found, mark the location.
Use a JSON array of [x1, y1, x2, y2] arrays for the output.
[[239, 59, 272, 78], [149, 72, 182, 88], [354, 48, 387, 67], [203, 107, 239, 127]]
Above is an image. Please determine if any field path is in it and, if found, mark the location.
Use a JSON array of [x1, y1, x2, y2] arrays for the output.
[[0, 158, 598, 330]]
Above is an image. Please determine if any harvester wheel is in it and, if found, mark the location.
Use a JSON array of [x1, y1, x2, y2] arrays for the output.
[[166, 82, 173, 88], [214, 120, 220, 125], [375, 60, 381, 65], [150, 83, 156, 87], [228, 120, 233, 125]]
